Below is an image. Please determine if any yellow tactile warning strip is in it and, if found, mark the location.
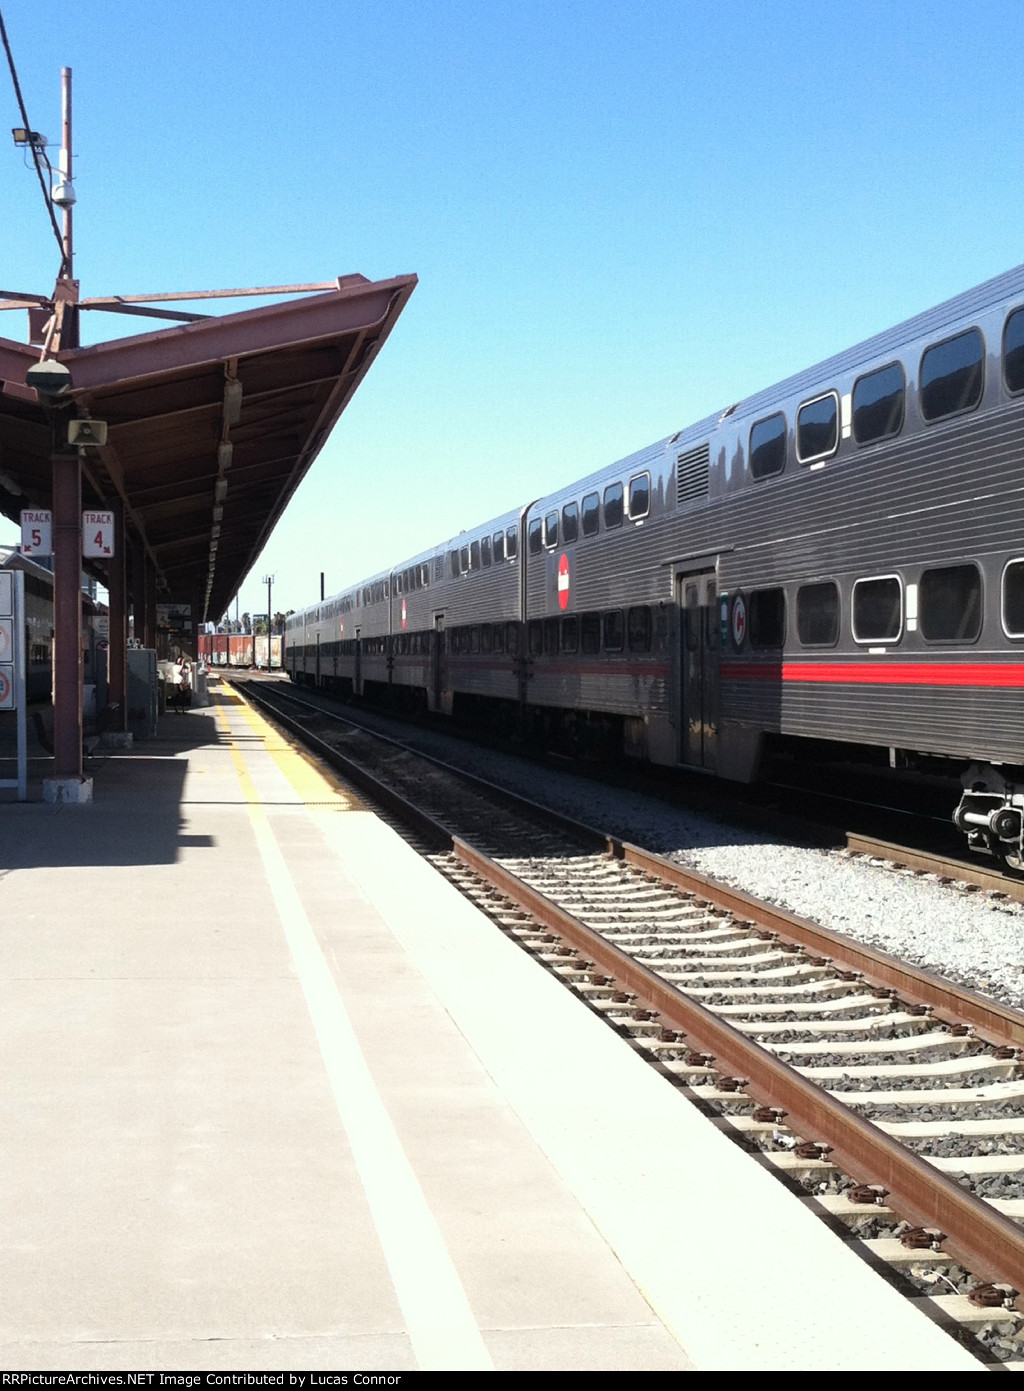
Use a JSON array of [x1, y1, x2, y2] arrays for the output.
[[215, 683, 364, 811], [210, 697, 494, 1371]]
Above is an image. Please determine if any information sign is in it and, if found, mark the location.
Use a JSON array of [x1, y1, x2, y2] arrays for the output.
[[83, 510, 114, 557], [0, 665, 12, 710], [20, 509, 53, 557], [0, 617, 11, 659]]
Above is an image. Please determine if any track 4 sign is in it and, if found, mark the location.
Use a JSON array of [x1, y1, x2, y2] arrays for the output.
[[83, 511, 114, 557]]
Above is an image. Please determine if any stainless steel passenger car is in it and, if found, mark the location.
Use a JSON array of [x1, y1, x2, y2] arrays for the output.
[[287, 263, 1024, 865]]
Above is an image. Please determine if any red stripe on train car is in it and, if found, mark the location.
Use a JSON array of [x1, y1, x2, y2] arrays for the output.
[[721, 661, 1024, 688]]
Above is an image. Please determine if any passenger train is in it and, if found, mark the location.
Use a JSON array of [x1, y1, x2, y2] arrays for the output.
[[286, 263, 1024, 867]]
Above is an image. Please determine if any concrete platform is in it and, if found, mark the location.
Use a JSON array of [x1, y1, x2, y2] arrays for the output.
[[0, 682, 984, 1371]]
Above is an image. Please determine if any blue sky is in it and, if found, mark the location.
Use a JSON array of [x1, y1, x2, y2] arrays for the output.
[[1, 0, 1023, 620]]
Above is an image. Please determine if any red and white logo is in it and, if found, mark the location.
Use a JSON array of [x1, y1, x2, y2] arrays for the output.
[[730, 592, 747, 649], [401, 599, 408, 631], [557, 553, 570, 611], [0, 666, 12, 710]]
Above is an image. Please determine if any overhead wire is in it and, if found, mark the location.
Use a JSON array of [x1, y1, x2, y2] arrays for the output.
[[0, 5, 68, 277]]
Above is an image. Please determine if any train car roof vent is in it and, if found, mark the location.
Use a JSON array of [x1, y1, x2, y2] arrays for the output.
[[718, 402, 740, 421], [677, 442, 710, 508], [669, 430, 682, 444]]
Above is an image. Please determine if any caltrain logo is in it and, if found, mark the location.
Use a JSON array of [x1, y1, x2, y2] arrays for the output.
[[730, 592, 747, 650], [401, 599, 407, 631], [557, 553, 570, 611]]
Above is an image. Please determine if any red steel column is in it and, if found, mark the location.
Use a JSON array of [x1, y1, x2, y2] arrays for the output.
[[107, 502, 127, 729], [145, 559, 157, 651], [52, 450, 83, 779], [131, 537, 145, 645]]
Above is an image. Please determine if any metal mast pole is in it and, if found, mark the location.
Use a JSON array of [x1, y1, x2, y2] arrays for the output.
[[60, 66, 73, 281]]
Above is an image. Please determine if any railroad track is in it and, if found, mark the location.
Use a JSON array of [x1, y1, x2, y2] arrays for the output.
[[233, 676, 1024, 1365]]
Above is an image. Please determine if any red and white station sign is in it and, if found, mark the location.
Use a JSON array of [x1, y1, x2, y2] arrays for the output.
[[83, 510, 115, 557], [20, 509, 52, 557], [557, 552, 570, 611]]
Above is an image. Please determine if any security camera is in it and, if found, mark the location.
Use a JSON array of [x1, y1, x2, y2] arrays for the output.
[[26, 359, 73, 400], [51, 178, 76, 208]]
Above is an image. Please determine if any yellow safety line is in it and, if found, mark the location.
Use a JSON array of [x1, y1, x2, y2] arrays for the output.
[[222, 684, 363, 810]]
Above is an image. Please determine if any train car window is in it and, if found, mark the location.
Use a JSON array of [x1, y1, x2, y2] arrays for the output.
[[470, 540, 481, 571], [628, 473, 651, 520], [581, 612, 601, 654], [920, 328, 984, 421], [796, 392, 839, 463], [852, 576, 902, 642], [1002, 560, 1024, 637], [470, 627, 481, 654], [561, 615, 579, 653], [544, 618, 559, 656], [603, 609, 624, 651], [627, 606, 652, 652], [481, 535, 492, 567], [493, 623, 505, 654], [506, 621, 520, 655], [449, 551, 458, 578], [603, 482, 624, 529], [528, 620, 543, 655], [581, 491, 600, 536], [480, 623, 493, 654], [544, 511, 558, 547], [395, 573, 403, 595], [506, 527, 518, 558], [528, 519, 543, 555], [684, 584, 700, 651], [434, 556, 445, 582], [852, 363, 905, 444], [460, 545, 470, 574], [749, 412, 786, 479], [705, 585, 719, 651], [919, 563, 982, 642], [749, 588, 786, 648], [796, 581, 840, 645], [493, 531, 505, 563], [1004, 308, 1024, 394], [562, 502, 579, 543]]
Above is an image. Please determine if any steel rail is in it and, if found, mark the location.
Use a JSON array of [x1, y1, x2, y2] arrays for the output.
[[239, 679, 1024, 1047], [453, 837, 1024, 1297], [236, 678, 1024, 1299]]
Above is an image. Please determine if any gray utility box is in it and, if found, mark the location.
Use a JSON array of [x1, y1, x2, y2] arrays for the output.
[[126, 647, 158, 739]]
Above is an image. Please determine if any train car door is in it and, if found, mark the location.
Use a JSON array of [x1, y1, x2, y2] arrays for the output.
[[315, 632, 321, 686], [354, 628, 362, 695], [678, 571, 719, 771]]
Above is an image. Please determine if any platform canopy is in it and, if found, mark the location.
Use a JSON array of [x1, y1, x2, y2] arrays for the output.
[[0, 271, 416, 619]]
